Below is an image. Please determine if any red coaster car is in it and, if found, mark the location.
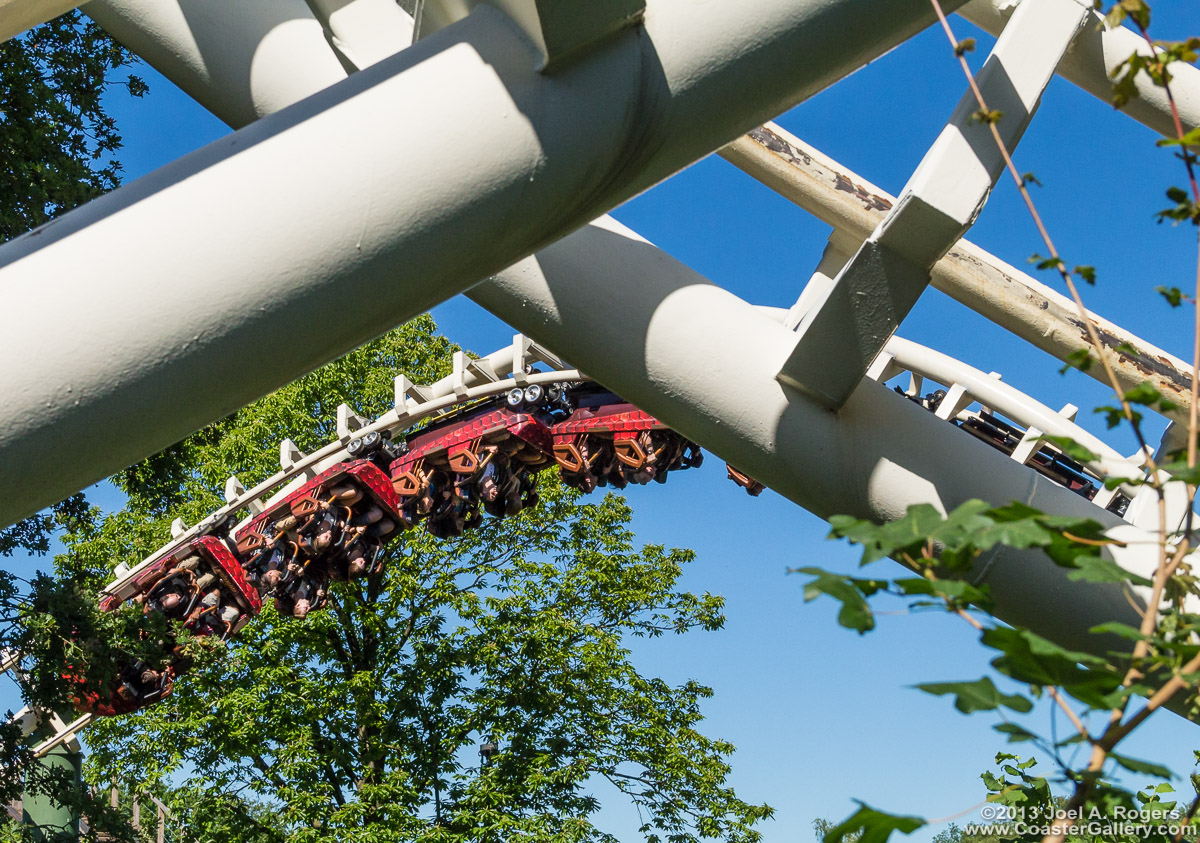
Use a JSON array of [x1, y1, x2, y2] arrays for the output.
[[551, 385, 702, 492], [390, 402, 554, 536], [235, 460, 401, 618], [76, 536, 259, 716]]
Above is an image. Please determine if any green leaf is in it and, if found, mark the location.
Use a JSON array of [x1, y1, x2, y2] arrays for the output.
[[982, 627, 1123, 709], [829, 503, 952, 566], [1158, 460, 1200, 485], [1156, 285, 1186, 307], [1109, 753, 1174, 779], [1067, 555, 1151, 586], [1059, 348, 1094, 374], [1074, 265, 1096, 285], [1095, 403, 1140, 430], [1123, 381, 1164, 406], [1158, 127, 1200, 148], [993, 722, 1039, 743], [894, 577, 991, 609], [915, 677, 1033, 714], [1029, 252, 1064, 271], [1155, 185, 1200, 225], [821, 803, 925, 843], [1090, 621, 1151, 641], [796, 568, 878, 634]]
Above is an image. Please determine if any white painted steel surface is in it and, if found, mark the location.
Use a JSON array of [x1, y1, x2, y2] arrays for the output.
[[0, 0, 79, 41], [0, 0, 973, 528], [470, 216, 1167, 655], [302, 0, 414, 71], [416, 0, 645, 70], [77, 0, 1200, 143], [82, 0, 352, 128]]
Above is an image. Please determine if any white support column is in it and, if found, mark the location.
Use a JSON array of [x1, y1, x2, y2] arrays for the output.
[[0, 0, 971, 528], [82, 0, 352, 128], [778, 0, 1088, 408], [469, 216, 1163, 656]]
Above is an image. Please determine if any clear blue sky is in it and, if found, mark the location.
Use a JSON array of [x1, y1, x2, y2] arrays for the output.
[[26, 5, 1200, 840]]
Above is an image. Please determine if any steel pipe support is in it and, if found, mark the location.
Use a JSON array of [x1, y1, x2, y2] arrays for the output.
[[470, 216, 1161, 655], [0, 0, 970, 527], [82, 0, 353, 128]]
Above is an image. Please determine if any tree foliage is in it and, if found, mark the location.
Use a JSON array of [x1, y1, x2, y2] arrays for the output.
[[0, 11, 143, 243]]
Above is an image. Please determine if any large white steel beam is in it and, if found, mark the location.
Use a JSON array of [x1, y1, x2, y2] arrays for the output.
[[469, 216, 1160, 656], [0, 0, 971, 528], [16, 0, 1196, 145], [0, 0, 79, 42], [960, 0, 1200, 139], [416, 0, 646, 70]]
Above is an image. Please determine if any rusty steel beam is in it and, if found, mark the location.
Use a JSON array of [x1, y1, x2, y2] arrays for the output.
[[719, 122, 1193, 420]]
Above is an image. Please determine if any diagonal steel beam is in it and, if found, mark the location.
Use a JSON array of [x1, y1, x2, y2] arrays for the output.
[[81, 0, 354, 128], [719, 122, 1194, 422], [777, 0, 1088, 408]]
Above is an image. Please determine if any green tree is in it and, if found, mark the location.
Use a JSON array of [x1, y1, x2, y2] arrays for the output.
[[814, 817, 861, 843], [60, 318, 771, 842], [0, 11, 144, 242]]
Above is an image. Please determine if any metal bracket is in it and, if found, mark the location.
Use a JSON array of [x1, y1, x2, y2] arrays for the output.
[[777, 0, 1088, 408], [13, 706, 82, 755], [280, 438, 304, 470], [336, 403, 371, 441], [394, 375, 434, 414], [225, 475, 266, 516], [512, 333, 565, 377]]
